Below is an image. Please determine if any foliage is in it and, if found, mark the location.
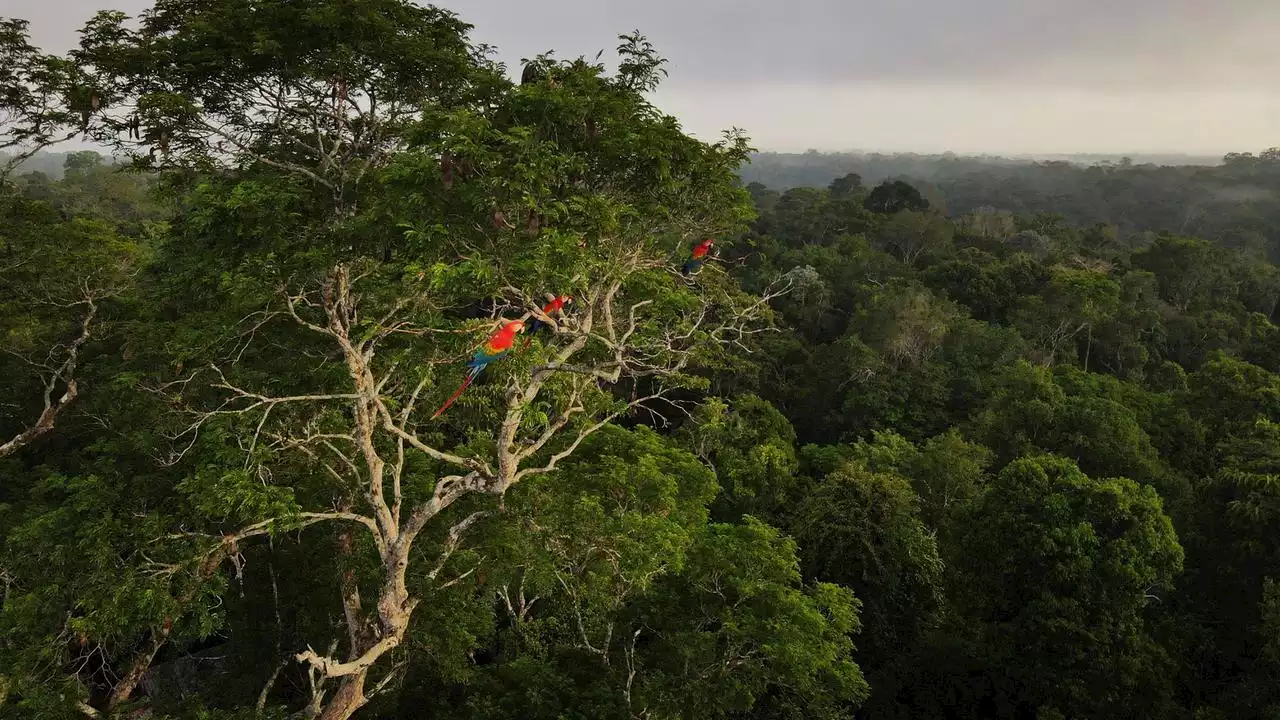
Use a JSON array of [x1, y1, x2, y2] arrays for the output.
[[6, 2, 1280, 718], [951, 455, 1184, 719]]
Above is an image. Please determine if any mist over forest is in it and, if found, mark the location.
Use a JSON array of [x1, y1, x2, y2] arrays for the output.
[[739, 150, 1226, 190], [5, 2, 1280, 720]]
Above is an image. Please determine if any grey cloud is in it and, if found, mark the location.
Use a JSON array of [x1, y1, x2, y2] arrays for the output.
[[8, 0, 145, 52], [458, 0, 1280, 90], [7, 0, 1278, 153], [12, 0, 1280, 90]]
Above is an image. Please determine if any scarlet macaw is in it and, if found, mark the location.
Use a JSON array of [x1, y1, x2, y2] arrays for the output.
[[432, 319, 526, 420], [681, 239, 715, 276], [522, 294, 574, 348]]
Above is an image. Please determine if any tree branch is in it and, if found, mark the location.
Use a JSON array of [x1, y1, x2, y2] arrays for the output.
[[0, 296, 97, 457]]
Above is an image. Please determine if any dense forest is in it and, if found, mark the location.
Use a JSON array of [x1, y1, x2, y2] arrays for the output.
[[741, 150, 1280, 258], [4, 2, 1280, 719], [738, 150, 1225, 191]]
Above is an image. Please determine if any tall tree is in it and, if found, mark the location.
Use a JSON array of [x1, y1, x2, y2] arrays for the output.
[[863, 180, 929, 215], [2, 3, 792, 719], [952, 454, 1184, 719]]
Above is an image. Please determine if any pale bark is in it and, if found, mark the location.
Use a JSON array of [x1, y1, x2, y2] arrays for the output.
[[0, 299, 96, 458], [153, 254, 788, 720]]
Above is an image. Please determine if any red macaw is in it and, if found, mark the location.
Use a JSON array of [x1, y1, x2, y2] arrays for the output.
[[432, 319, 526, 420], [522, 294, 574, 348], [682, 239, 715, 276]]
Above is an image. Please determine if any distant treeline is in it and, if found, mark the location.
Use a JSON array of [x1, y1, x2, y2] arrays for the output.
[[737, 150, 1225, 190], [741, 149, 1280, 260], [3, 152, 74, 179], [5, 149, 1231, 188]]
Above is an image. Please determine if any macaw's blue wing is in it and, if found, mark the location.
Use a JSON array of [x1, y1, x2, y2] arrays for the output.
[[521, 318, 546, 348], [682, 258, 705, 276], [467, 347, 507, 369], [436, 329, 519, 420]]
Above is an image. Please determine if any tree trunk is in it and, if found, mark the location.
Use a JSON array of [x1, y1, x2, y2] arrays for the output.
[[317, 527, 374, 720], [306, 538, 415, 719], [316, 670, 369, 720], [107, 634, 166, 710]]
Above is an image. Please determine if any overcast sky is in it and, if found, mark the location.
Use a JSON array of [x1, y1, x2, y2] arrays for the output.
[[8, 0, 1280, 154]]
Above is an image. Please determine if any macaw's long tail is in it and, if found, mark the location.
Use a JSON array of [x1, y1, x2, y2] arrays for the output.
[[431, 365, 483, 420], [682, 259, 705, 276]]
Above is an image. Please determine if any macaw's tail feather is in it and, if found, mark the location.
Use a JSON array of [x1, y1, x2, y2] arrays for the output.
[[431, 366, 482, 420], [682, 259, 703, 276]]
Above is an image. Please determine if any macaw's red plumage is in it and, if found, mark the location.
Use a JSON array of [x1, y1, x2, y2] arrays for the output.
[[544, 295, 572, 316], [682, 239, 716, 276], [523, 295, 574, 348], [432, 320, 526, 420], [478, 320, 524, 358]]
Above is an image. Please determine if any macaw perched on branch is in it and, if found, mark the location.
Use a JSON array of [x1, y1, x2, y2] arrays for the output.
[[681, 238, 715, 276], [432, 319, 526, 420], [522, 293, 574, 348]]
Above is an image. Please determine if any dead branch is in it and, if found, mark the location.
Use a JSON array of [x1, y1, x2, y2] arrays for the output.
[[0, 296, 97, 457]]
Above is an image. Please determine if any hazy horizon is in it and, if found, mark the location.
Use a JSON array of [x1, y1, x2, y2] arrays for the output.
[[11, 0, 1279, 156]]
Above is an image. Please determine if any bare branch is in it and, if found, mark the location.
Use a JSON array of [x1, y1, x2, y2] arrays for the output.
[[295, 634, 401, 679], [255, 660, 287, 715], [426, 510, 490, 581], [514, 388, 677, 483], [0, 297, 97, 458], [153, 511, 383, 576]]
